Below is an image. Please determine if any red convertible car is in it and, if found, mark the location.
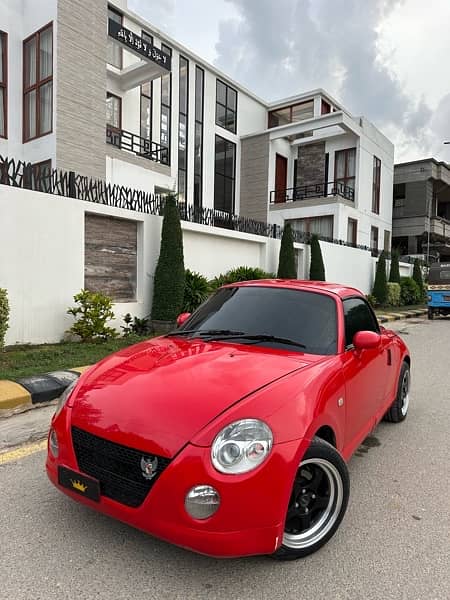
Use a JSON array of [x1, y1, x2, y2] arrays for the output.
[[47, 280, 410, 560]]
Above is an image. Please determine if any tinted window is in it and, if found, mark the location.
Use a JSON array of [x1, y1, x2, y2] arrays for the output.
[[343, 298, 379, 348], [181, 286, 338, 355]]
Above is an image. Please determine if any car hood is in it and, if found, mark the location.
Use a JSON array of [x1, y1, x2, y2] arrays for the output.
[[70, 336, 311, 457]]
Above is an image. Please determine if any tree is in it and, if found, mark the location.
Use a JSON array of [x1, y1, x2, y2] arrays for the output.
[[389, 249, 401, 283], [309, 234, 326, 281], [151, 195, 185, 322], [372, 251, 388, 306], [277, 223, 297, 278], [412, 259, 425, 301]]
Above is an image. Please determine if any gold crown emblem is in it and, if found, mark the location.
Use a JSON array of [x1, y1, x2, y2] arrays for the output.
[[70, 479, 88, 493]]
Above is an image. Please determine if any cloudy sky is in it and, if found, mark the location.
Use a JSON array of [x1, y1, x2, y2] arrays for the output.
[[128, 0, 450, 163]]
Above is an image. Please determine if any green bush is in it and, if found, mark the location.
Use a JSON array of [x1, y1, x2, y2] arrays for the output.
[[209, 266, 274, 290], [277, 223, 296, 278], [366, 294, 378, 309], [413, 259, 426, 301], [309, 234, 325, 281], [67, 289, 117, 342], [400, 277, 421, 306], [389, 250, 401, 283], [183, 269, 210, 312], [152, 195, 185, 321], [0, 288, 10, 349], [122, 313, 151, 336], [372, 251, 388, 306], [387, 282, 401, 307]]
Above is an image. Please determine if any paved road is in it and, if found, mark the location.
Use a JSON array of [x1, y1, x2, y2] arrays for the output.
[[0, 318, 449, 600]]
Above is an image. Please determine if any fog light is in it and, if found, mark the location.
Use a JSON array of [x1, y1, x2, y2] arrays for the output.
[[185, 485, 220, 519], [49, 428, 59, 458]]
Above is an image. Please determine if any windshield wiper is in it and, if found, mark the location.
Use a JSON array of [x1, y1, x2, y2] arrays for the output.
[[199, 332, 307, 349], [166, 328, 245, 338]]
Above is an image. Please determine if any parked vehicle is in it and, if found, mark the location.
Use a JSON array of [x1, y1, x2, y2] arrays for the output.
[[47, 280, 410, 560], [427, 262, 450, 319]]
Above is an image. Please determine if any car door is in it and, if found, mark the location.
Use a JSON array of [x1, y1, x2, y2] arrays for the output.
[[341, 297, 391, 454]]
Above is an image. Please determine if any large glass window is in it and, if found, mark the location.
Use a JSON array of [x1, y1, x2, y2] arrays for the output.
[[335, 148, 356, 191], [289, 215, 334, 239], [178, 56, 189, 204], [372, 156, 381, 214], [194, 66, 204, 208], [343, 297, 379, 348], [371, 226, 379, 254], [106, 93, 121, 130], [160, 43, 172, 165], [214, 135, 235, 212], [23, 24, 53, 142], [0, 31, 7, 138], [347, 218, 357, 246], [268, 100, 314, 128], [216, 80, 237, 134], [140, 31, 153, 143], [107, 7, 122, 69]]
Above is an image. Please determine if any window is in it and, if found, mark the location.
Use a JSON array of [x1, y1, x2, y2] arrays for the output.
[[293, 159, 298, 188], [335, 148, 356, 191], [347, 218, 357, 246], [214, 135, 235, 212], [178, 56, 189, 204], [268, 100, 314, 128], [107, 7, 122, 68], [23, 24, 53, 142], [384, 229, 391, 252], [393, 183, 405, 208], [289, 215, 334, 239], [140, 31, 153, 143], [160, 43, 172, 165], [321, 100, 331, 115], [372, 156, 381, 213], [106, 93, 121, 130], [194, 66, 204, 209], [371, 226, 379, 255], [216, 80, 237, 134], [0, 31, 7, 138], [343, 297, 379, 348]]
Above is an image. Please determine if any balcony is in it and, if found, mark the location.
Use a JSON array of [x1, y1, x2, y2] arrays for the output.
[[106, 126, 168, 164], [270, 181, 355, 204]]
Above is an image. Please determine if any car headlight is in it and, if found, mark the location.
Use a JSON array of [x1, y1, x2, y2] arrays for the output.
[[54, 379, 78, 417], [211, 419, 273, 474]]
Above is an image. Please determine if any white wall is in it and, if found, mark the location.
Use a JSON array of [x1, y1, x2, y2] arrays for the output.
[[0, 186, 410, 346]]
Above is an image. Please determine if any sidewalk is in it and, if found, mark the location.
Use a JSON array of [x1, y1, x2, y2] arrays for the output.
[[0, 306, 427, 414]]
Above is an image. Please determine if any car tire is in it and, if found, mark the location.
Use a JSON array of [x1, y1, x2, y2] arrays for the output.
[[272, 437, 349, 560], [428, 308, 434, 320], [383, 361, 410, 423]]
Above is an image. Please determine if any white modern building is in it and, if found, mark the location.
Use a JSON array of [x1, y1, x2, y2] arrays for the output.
[[0, 0, 394, 253]]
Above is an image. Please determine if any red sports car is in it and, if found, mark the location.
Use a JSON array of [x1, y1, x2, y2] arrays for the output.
[[47, 280, 411, 559]]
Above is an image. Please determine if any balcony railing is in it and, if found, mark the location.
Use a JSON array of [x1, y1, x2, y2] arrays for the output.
[[270, 181, 355, 204], [106, 125, 168, 164]]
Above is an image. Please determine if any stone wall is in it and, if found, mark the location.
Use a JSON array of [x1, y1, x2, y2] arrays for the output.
[[297, 142, 326, 188], [239, 133, 270, 223]]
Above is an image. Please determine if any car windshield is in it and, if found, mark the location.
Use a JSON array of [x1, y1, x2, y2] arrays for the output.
[[177, 286, 338, 355]]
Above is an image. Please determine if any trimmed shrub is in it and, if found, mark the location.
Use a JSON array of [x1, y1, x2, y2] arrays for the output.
[[389, 250, 401, 283], [413, 259, 425, 301], [309, 234, 326, 281], [209, 266, 274, 291], [366, 294, 378, 309], [67, 289, 117, 342], [387, 282, 401, 307], [183, 269, 210, 312], [372, 251, 388, 306], [0, 288, 10, 349], [400, 277, 421, 306], [277, 223, 296, 278], [151, 195, 185, 321]]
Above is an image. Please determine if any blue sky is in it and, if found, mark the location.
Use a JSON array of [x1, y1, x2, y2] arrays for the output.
[[129, 0, 450, 163]]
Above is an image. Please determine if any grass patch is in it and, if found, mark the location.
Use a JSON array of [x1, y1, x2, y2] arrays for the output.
[[0, 335, 150, 380]]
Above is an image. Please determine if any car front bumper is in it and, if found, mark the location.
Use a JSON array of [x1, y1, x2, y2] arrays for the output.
[[46, 408, 307, 558]]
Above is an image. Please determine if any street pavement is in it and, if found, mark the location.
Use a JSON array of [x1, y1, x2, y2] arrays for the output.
[[0, 317, 449, 600]]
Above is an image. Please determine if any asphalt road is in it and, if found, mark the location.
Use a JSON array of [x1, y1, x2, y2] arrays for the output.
[[0, 317, 449, 600]]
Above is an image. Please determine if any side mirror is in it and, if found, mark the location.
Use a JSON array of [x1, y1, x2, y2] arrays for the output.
[[176, 312, 191, 327], [353, 330, 381, 350]]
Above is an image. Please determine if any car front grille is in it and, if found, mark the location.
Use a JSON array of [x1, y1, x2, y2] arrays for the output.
[[71, 426, 171, 508]]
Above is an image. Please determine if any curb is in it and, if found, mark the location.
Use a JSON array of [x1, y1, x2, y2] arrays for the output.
[[0, 366, 91, 412], [376, 308, 428, 323]]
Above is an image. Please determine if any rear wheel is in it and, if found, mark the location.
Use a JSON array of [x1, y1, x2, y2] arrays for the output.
[[428, 308, 434, 320], [273, 438, 349, 560], [384, 361, 410, 423]]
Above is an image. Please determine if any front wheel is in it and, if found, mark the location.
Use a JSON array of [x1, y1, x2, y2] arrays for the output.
[[273, 438, 349, 560]]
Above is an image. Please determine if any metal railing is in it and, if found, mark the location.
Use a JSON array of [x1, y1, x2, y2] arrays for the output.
[[270, 181, 355, 204], [106, 125, 168, 164]]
